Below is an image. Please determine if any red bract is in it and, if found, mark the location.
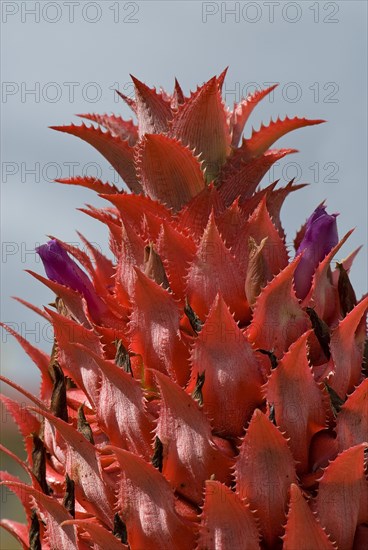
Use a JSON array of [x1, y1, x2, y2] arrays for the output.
[[1, 71, 367, 550]]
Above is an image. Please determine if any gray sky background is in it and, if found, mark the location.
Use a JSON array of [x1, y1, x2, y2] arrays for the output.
[[1, 0, 367, 391]]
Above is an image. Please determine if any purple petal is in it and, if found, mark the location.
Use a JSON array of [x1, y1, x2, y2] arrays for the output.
[[36, 240, 106, 318], [294, 206, 338, 299]]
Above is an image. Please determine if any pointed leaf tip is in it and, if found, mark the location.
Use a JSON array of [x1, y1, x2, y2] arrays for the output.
[[329, 296, 368, 398], [231, 83, 279, 147], [219, 148, 296, 206], [187, 294, 263, 437], [316, 443, 368, 550], [77, 112, 138, 145], [283, 484, 336, 550], [129, 268, 189, 385], [136, 134, 205, 212], [106, 446, 196, 550], [169, 76, 231, 181], [50, 123, 141, 194], [265, 330, 327, 474], [130, 74, 173, 136], [242, 116, 325, 159], [336, 379, 368, 452], [247, 257, 309, 359], [154, 370, 233, 504], [235, 409, 297, 548], [197, 480, 261, 550], [186, 214, 250, 323]]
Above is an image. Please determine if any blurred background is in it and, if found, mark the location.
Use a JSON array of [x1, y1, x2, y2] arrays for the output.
[[1, 1, 367, 547]]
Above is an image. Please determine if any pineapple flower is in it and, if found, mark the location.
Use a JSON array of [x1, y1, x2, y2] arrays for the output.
[[1, 71, 367, 550], [36, 239, 106, 319], [294, 205, 338, 299]]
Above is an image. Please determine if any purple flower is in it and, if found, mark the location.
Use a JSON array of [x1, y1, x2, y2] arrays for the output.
[[294, 205, 338, 299], [36, 240, 106, 318]]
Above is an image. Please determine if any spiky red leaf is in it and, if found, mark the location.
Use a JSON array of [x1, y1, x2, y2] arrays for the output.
[[26, 270, 90, 326], [235, 409, 297, 547], [31, 408, 114, 528], [336, 379, 368, 451], [115, 220, 146, 306], [237, 180, 278, 220], [329, 297, 368, 398], [316, 443, 368, 550], [1, 481, 77, 549], [77, 113, 138, 145], [136, 134, 205, 212], [129, 269, 190, 386], [105, 192, 173, 241], [172, 77, 185, 108], [218, 149, 296, 206], [157, 221, 196, 300], [241, 117, 324, 159], [76, 232, 115, 295], [131, 74, 173, 136], [265, 179, 308, 238], [265, 330, 327, 473], [116, 88, 136, 113], [12, 296, 50, 322], [56, 176, 119, 195], [197, 480, 261, 550], [216, 67, 228, 91], [283, 484, 336, 550], [186, 214, 250, 323], [0, 394, 40, 462], [51, 124, 141, 193], [232, 196, 288, 278], [46, 309, 102, 407], [77, 345, 153, 458], [107, 446, 196, 549], [177, 184, 225, 239], [0, 375, 47, 412], [78, 204, 122, 259], [247, 258, 310, 360], [169, 76, 231, 181], [0, 444, 36, 487], [155, 371, 233, 504], [62, 519, 128, 549], [231, 84, 278, 147], [216, 197, 247, 248], [186, 294, 263, 437], [0, 322, 52, 399], [0, 473, 36, 534]]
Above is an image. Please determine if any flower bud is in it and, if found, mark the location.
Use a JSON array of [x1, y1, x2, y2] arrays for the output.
[[36, 240, 106, 319], [294, 206, 338, 299]]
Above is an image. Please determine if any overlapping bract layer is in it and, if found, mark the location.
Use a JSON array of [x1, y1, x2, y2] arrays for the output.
[[1, 71, 367, 550]]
